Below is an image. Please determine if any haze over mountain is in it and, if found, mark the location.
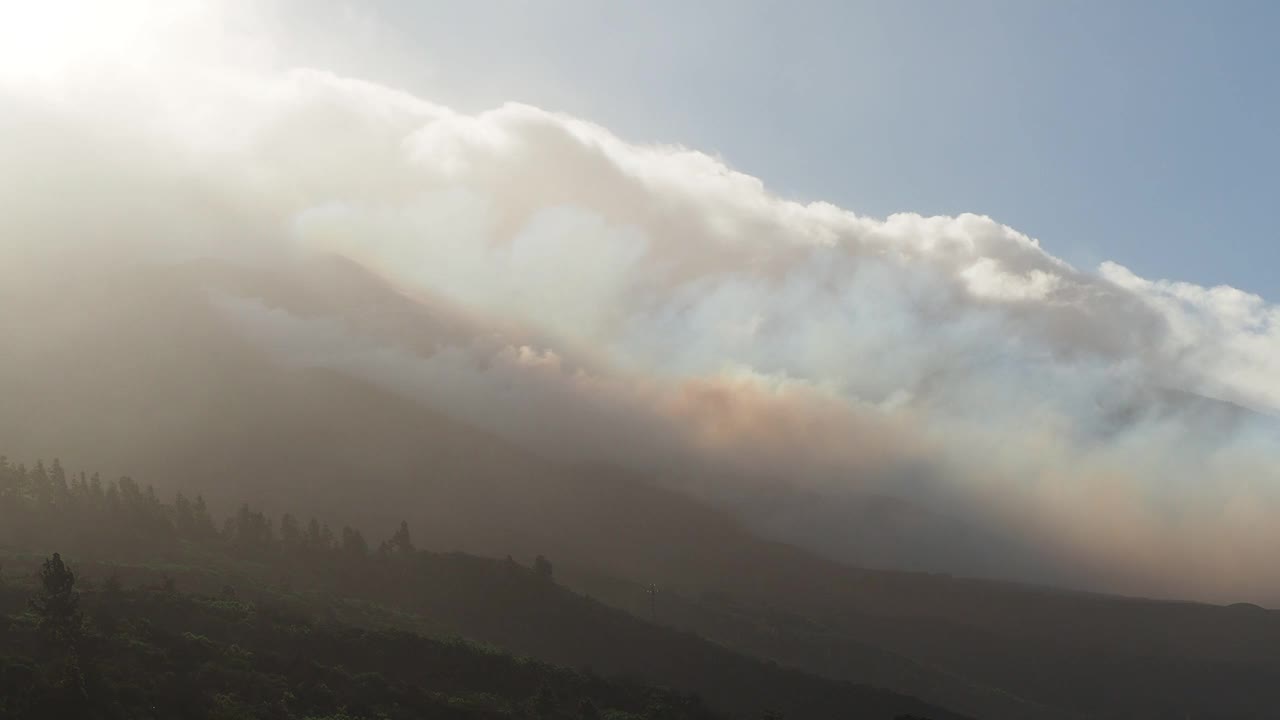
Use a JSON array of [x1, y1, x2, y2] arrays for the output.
[[3, 1, 1280, 608]]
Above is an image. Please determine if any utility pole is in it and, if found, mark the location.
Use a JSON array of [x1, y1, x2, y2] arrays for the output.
[[645, 583, 658, 623]]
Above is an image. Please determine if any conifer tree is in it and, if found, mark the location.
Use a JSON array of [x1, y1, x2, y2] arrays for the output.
[[280, 513, 301, 550], [390, 520, 415, 555], [30, 553, 82, 645], [341, 526, 369, 557]]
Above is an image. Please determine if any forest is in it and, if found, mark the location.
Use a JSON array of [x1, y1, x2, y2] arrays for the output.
[[0, 456, 954, 720]]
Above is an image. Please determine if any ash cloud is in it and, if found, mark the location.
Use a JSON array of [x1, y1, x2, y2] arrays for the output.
[[3, 1, 1280, 603]]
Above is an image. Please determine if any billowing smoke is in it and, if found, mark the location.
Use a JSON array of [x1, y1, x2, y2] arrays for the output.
[[3, 1, 1279, 603]]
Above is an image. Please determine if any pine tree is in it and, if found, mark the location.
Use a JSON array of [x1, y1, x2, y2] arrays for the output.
[[233, 504, 274, 551], [280, 513, 301, 550], [320, 523, 336, 551], [49, 458, 69, 506], [105, 479, 120, 516], [341, 526, 369, 557], [306, 517, 324, 550], [192, 495, 216, 537], [88, 473, 104, 507], [390, 520, 415, 555], [174, 493, 195, 536], [30, 553, 82, 645], [30, 461, 50, 507]]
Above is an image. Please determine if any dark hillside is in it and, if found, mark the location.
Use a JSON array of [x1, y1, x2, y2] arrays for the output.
[[0, 456, 968, 720], [1, 569, 720, 720]]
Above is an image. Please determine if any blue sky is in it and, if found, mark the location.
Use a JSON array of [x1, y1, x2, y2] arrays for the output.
[[331, 0, 1279, 300]]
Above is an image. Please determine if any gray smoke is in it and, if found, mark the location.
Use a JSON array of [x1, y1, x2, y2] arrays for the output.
[[3, 0, 1279, 603]]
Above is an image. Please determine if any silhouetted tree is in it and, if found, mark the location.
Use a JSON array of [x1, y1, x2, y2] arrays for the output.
[[233, 503, 274, 552], [192, 494, 216, 537], [88, 472, 104, 506], [104, 481, 120, 516], [30, 461, 50, 507], [320, 522, 337, 551], [280, 513, 301, 551], [534, 555, 554, 581], [174, 492, 195, 535], [342, 526, 369, 558], [305, 517, 323, 549], [390, 519, 415, 555], [49, 458, 69, 506], [30, 553, 82, 645]]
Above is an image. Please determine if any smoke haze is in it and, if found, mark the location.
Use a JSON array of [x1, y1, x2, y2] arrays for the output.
[[3, 0, 1279, 604]]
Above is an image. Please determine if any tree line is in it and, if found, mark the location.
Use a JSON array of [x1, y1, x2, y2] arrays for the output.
[[0, 456, 549, 572]]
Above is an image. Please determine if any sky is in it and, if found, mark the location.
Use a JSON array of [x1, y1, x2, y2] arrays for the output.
[[2, 0, 1280, 603], [309, 0, 1280, 300]]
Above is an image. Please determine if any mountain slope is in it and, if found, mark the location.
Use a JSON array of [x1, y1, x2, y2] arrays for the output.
[[3, 257, 1280, 719], [0, 471, 971, 720], [2, 573, 722, 720]]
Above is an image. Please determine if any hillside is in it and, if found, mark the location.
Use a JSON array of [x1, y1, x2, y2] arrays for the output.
[[2, 563, 721, 720], [0, 459, 967, 720], [2, 258, 1280, 719]]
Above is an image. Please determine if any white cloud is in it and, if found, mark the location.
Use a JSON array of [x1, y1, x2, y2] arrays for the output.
[[3, 0, 1280, 602]]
